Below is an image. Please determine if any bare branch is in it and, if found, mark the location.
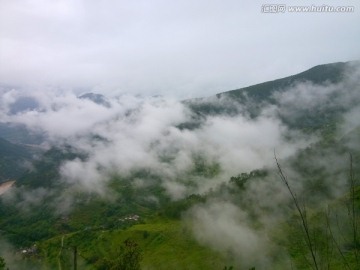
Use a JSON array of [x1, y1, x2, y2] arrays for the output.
[[274, 151, 319, 270]]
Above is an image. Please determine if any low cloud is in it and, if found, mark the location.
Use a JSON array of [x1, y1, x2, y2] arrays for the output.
[[185, 200, 277, 269], [3, 69, 359, 198], [0, 64, 360, 268], [273, 62, 360, 132]]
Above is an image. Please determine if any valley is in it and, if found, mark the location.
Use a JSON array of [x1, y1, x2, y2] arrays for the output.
[[0, 61, 359, 269]]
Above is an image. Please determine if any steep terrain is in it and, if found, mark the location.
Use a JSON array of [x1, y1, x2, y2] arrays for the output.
[[0, 61, 359, 269]]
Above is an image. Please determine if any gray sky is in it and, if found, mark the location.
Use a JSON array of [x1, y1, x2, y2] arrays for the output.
[[0, 0, 359, 98]]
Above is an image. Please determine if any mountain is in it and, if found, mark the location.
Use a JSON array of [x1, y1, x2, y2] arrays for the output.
[[218, 61, 352, 101], [79, 92, 111, 107], [185, 61, 360, 132], [0, 61, 359, 269]]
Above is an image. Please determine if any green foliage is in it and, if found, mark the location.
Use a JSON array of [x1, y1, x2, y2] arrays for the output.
[[0, 256, 6, 270], [18, 146, 80, 188], [186, 62, 352, 135], [106, 239, 142, 270], [192, 156, 221, 177], [225, 62, 347, 103], [282, 202, 360, 270], [0, 199, 57, 247], [142, 231, 149, 239], [162, 194, 205, 218], [37, 220, 228, 269], [276, 155, 360, 270], [1, 61, 359, 269], [230, 169, 268, 190]]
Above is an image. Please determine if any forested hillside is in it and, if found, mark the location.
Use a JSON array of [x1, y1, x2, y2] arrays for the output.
[[0, 61, 359, 269]]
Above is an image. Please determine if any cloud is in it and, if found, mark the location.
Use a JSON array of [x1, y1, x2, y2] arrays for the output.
[[0, 236, 42, 270], [271, 61, 360, 131], [1, 185, 54, 212], [0, 84, 317, 198], [185, 200, 276, 269], [1, 62, 359, 201], [0, 54, 359, 269], [0, 3, 359, 266], [49, 97, 306, 197]]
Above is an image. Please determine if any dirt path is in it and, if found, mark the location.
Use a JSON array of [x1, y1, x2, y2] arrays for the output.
[[58, 235, 65, 270], [0, 180, 15, 195]]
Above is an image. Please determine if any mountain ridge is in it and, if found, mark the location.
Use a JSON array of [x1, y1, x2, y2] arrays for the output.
[[218, 61, 358, 101], [0, 60, 359, 269]]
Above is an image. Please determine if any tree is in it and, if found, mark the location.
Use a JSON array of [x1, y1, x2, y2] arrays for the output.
[[0, 256, 6, 270], [275, 154, 319, 270], [108, 239, 142, 270], [275, 152, 360, 270]]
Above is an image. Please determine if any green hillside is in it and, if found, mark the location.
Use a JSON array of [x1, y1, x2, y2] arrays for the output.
[[185, 61, 359, 133], [0, 61, 359, 269], [220, 61, 351, 101], [39, 219, 230, 270]]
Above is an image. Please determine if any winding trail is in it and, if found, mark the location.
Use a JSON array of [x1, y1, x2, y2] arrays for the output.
[[58, 235, 64, 270]]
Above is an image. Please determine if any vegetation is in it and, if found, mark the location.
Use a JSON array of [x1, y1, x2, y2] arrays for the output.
[[0, 257, 6, 270], [0, 62, 359, 269], [2, 146, 356, 269], [37, 219, 228, 269], [109, 239, 142, 270]]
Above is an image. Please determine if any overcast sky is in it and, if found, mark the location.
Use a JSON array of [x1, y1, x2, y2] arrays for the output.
[[0, 0, 359, 98]]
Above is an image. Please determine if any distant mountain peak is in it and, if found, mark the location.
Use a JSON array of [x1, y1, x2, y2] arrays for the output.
[[78, 92, 111, 107], [206, 60, 360, 105]]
